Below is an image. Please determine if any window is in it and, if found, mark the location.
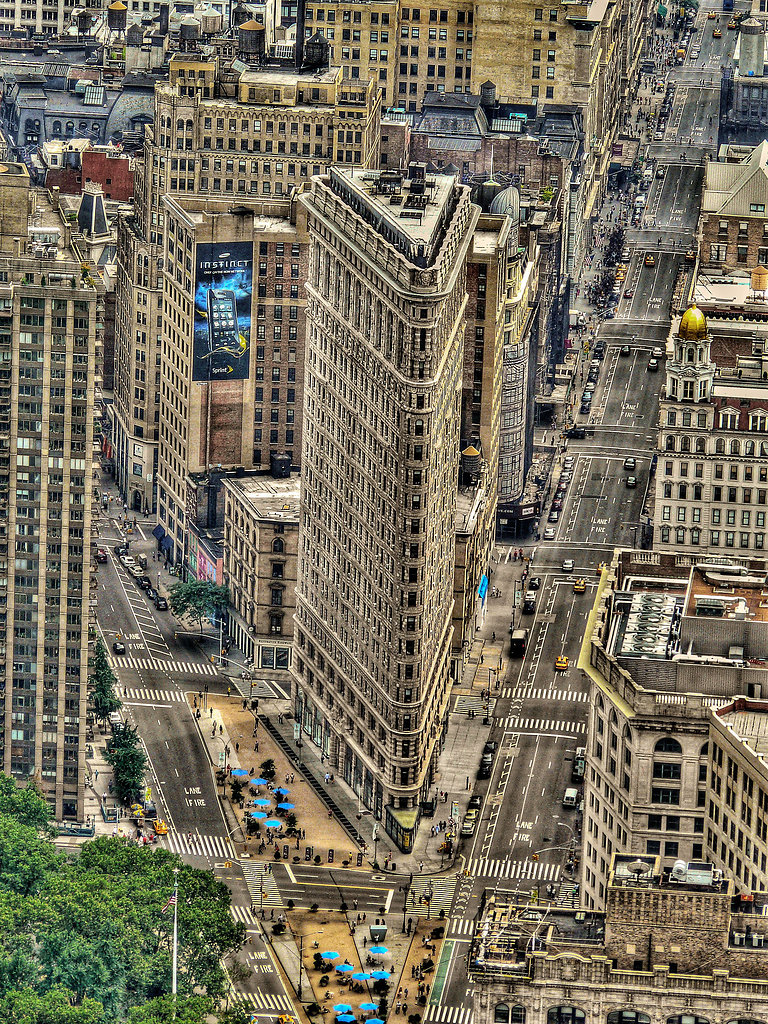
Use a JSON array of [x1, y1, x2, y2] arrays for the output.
[[667, 1017, 709, 1024], [654, 762, 681, 780], [664, 841, 679, 857], [652, 788, 680, 805], [655, 737, 682, 754], [547, 1010, 584, 1024], [496, 1007, 526, 1024]]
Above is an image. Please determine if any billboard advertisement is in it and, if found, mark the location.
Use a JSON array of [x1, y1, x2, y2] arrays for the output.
[[193, 241, 253, 381]]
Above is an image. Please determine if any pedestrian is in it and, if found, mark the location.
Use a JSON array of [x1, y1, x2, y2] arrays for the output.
[[254, 741, 259, 752], [235, 742, 239, 753], [227, 686, 231, 697], [419, 861, 424, 872]]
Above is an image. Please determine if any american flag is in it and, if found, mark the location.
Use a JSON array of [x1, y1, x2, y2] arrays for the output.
[[161, 892, 178, 914]]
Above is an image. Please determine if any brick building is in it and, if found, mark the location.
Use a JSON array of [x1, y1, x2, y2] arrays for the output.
[[699, 141, 768, 273]]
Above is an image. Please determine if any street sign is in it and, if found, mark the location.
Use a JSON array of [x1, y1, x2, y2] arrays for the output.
[[451, 800, 458, 819]]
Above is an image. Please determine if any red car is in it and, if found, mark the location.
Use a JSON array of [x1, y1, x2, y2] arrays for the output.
[[95, 548, 108, 563]]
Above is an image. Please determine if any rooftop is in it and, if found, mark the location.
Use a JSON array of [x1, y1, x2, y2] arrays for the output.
[[685, 562, 768, 624], [327, 165, 461, 266], [715, 697, 768, 761], [223, 471, 300, 521]]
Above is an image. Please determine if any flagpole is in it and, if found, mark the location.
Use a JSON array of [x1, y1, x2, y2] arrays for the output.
[[172, 866, 179, 1005]]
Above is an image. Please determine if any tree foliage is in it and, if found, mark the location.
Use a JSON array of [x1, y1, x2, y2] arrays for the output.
[[168, 582, 229, 632], [89, 639, 122, 724], [0, 780, 245, 1022], [103, 724, 147, 806]]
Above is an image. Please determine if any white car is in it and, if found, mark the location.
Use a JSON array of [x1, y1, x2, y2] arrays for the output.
[[119, 555, 136, 568], [543, 527, 556, 540], [562, 558, 575, 572], [129, 564, 144, 579]]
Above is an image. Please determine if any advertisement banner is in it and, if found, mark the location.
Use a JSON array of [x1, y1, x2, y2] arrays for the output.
[[193, 241, 253, 381]]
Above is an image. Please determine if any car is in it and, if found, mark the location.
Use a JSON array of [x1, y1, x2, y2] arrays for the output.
[[727, 20, 737, 29], [120, 554, 136, 568], [623, 288, 634, 299], [559, 472, 572, 483], [708, 9, 716, 17], [593, 341, 605, 357], [579, 402, 591, 415], [550, 499, 563, 512], [566, 426, 586, 439], [620, 344, 631, 356], [587, 370, 599, 384], [468, 794, 483, 811], [652, 346, 664, 358], [555, 655, 569, 671], [604, 309, 616, 319], [465, 808, 479, 823], [145, 586, 157, 602], [528, 576, 542, 590], [543, 527, 556, 540], [563, 456, 575, 468], [95, 548, 108, 563], [685, 249, 696, 262], [129, 564, 144, 579], [154, 596, 169, 610], [615, 270, 626, 282], [137, 575, 152, 590], [598, 561, 608, 572], [562, 558, 575, 572], [621, 249, 631, 262], [573, 579, 587, 593], [713, 27, 722, 36], [483, 740, 498, 754], [152, 819, 169, 836], [476, 764, 492, 780], [461, 819, 477, 835], [623, 457, 636, 470], [644, 254, 656, 266], [626, 476, 638, 488], [114, 543, 128, 556], [647, 357, 660, 371], [654, 130, 665, 140], [112, 641, 126, 654], [548, 510, 560, 523]]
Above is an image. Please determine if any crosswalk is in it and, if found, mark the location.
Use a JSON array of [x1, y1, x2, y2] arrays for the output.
[[162, 832, 236, 859], [229, 990, 295, 1014], [467, 857, 561, 881], [556, 881, 581, 908], [513, 688, 589, 703], [111, 655, 219, 676], [121, 687, 185, 704], [242, 864, 284, 910], [424, 1005, 473, 1024], [453, 694, 496, 715], [447, 918, 477, 937], [501, 717, 586, 734], [407, 875, 457, 915]]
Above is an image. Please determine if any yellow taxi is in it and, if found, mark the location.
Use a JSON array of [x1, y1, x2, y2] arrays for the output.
[[598, 561, 608, 572], [615, 269, 626, 282], [707, 9, 716, 16], [727, 20, 737, 28], [152, 819, 169, 835], [644, 254, 656, 266], [573, 579, 587, 593], [555, 655, 569, 671], [713, 27, 722, 36]]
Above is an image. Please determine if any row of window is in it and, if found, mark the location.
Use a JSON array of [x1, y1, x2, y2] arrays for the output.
[[496, 1007, 761, 1024], [661, 506, 768, 526], [663, 460, 768, 481], [658, 526, 765, 548]]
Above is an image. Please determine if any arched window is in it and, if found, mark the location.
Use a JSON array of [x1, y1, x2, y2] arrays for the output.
[[655, 737, 682, 754], [78, 120, 87, 131], [65, 121, 74, 135], [731, 439, 740, 455], [727, 1018, 767, 1024], [177, 118, 185, 131], [680, 436, 690, 452], [695, 437, 706, 453], [746, 440, 755, 456], [496, 1007, 510, 1024], [679, 483, 687, 499], [700, 742, 709, 757], [596, 693, 604, 710], [676, 527, 686, 544], [624, 725, 633, 743], [272, 538, 284, 553], [667, 1017, 709, 1024], [548, 1009, 585, 1024], [762, 442, 768, 458], [715, 438, 725, 454], [609, 1013, 650, 1024], [186, 118, 193, 130], [52, 119, 61, 135], [665, 435, 676, 451], [661, 526, 671, 543], [610, 710, 618, 726]]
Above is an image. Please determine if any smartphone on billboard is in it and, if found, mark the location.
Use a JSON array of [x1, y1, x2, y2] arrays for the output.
[[206, 288, 239, 352]]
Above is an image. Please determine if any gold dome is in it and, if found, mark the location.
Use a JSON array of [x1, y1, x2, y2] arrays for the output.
[[679, 303, 707, 341]]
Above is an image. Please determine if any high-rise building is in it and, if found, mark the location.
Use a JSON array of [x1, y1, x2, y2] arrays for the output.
[[0, 166, 101, 821], [113, 50, 381, 526], [293, 166, 480, 849]]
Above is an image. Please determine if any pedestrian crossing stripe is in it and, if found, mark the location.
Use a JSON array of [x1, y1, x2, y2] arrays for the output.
[[453, 694, 497, 715], [556, 881, 581, 909], [122, 687, 185, 704], [162, 832, 236, 859], [424, 1005, 473, 1024], [407, 876, 456, 915], [467, 857, 561, 881], [111, 655, 219, 676], [502, 717, 586, 734], [242, 864, 284, 910], [515, 688, 589, 703], [447, 919, 476, 937], [231, 904, 256, 924], [229, 990, 295, 1013]]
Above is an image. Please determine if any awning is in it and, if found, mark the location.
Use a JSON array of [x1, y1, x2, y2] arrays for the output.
[[160, 535, 173, 551], [657, 3, 667, 14], [478, 574, 489, 600], [152, 524, 165, 540]]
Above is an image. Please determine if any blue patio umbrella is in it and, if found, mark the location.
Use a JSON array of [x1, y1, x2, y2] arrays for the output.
[[253, 798, 271, 807], [370, 971, 390, 980], [277, 802, 295, 810], [324, 955, 341, 963], [265, 818, 282, 828], [250, 777, 268, 786], [367, 1018, 385, 1024], [351, 973, 371, 981], [335, 964, 354, 973], [231, 768, 249, 777], [359, 1003, 378, 1012], [250, 811, 267, 819], [337, 1015, 356, 1022], [331, 1002, 350, 1011], [274, 787, 290, 796], [368, 946, 388, 955]]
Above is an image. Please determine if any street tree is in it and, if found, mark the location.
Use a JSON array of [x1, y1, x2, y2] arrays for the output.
[[168, 581, 230, 633], [103, 724, 147, 805]]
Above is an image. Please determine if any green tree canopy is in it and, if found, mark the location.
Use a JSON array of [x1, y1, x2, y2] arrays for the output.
[[168, 582, 229, 633], [103, 724, 147, 806], [89, 639, 122, 725]]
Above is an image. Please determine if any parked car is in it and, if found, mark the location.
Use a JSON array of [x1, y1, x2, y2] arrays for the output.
[[95, 548, 108, 563], [543, 527, 556, 540], [154, 596, 169, 610], [566, 426, 586, 439], [468, 794, 483, 811], [528, 577, 542, 590], [120, 555, 135, 568]]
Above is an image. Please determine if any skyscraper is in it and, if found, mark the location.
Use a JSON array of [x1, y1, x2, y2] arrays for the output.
[[0, 167, 100, 821], [293, 166, 479, 848]]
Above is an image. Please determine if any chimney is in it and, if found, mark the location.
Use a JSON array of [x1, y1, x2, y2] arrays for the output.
[[295, 0, 305, 68]]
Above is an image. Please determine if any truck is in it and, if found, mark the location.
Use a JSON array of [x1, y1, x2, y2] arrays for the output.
[[571, 746, 586, 781], [509, 628, 529, 657]]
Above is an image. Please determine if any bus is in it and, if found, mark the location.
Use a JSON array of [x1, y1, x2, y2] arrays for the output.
[[509, 628, 529, 657], [723, 0, 734, 12]]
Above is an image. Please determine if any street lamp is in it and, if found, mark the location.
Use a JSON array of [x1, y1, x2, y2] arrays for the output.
[[296, 927, 326, 1001]]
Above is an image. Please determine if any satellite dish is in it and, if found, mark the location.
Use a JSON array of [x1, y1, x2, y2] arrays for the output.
[[628, 859, 650, 878]]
